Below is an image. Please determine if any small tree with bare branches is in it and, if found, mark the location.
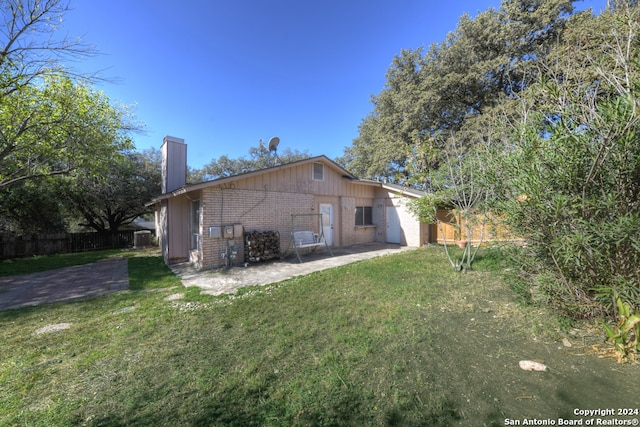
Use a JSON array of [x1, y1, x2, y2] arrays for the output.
[[408, 133, 492, 272]]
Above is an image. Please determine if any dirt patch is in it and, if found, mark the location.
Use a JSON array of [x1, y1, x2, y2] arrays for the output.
[[401, 276, 640, 425]]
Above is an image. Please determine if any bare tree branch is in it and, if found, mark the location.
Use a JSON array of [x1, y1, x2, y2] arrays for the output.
[[0, 0, 98, 96]]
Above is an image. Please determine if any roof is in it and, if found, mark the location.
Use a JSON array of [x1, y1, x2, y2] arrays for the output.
[[131, 218, 156, 230], [378, 181, 427, 198], [149, 155, 424, 204]]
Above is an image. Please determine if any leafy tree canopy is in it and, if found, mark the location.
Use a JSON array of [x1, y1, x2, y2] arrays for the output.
[[61, 150, 161, 233], [0, 0, 138, 188], [0, 75, 136, 188], [0, 177, 69, 233], [339, 0, 576, 181]]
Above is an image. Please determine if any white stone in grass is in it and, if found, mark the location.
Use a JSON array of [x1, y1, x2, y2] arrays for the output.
[[35, 323, 72, 334], [165, 293, 184, 301], [113, 306, 136, 314], [519, 360, 547, 371]]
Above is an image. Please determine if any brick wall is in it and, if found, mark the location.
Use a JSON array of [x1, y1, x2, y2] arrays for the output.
[[340, 197, 355, 246], [200, 187, 314, 268], [180, 180, 429, 269], [373, 198, 386, 242], [341, 196, 377, 245]]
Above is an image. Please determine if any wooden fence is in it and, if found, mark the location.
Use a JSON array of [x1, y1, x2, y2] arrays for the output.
[[433, 209, 521, 246], [0, 231, 137, 259]]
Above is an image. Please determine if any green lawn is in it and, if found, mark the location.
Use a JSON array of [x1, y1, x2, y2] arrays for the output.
[[0, 247, 637, 426]]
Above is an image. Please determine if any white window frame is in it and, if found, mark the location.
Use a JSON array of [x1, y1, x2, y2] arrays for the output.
[[191, 199, 201, 250]]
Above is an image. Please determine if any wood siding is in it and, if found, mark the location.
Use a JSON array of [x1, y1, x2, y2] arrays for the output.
[[164, 195, 191, 262], [161, 137, 187, 193], [229, 162, 377, 198]]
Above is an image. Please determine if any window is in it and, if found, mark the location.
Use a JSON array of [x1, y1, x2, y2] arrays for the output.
[[191, 200, 201, 250], [313, 162, 324, 181], [355, 206, 373, 226]]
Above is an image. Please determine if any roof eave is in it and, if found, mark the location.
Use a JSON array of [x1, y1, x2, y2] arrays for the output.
[[147, 155, 356, 205]]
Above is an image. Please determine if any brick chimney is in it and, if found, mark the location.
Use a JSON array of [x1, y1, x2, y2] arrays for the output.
[[161, 136, 187, 193]]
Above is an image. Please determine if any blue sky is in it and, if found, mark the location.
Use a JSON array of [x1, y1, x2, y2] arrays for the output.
[[62, 0, 607, 170]]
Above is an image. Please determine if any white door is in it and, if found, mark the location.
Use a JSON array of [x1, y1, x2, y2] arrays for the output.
[[319, 204, 334, 246], [386, 206, 401, 244]]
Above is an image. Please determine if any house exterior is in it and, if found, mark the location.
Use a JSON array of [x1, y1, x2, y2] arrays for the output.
[[151, 136, 430, 269]]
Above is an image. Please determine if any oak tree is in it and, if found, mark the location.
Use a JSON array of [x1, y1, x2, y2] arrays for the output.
[[340, 0, 576, 181], [62, 150, 161, 233], [0, 0, 135, 188]]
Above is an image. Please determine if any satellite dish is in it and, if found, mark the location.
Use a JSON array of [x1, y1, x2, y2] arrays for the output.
[[268, 136, 280, 152]]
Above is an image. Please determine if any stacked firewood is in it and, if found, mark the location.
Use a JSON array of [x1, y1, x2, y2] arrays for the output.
[[244, 230, 280, 263]]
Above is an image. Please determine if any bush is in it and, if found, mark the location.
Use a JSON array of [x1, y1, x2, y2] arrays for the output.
[[487, 8, 640, 321]]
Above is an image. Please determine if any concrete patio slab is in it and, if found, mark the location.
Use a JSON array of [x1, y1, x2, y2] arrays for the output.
[[170, 243, 417, 296]]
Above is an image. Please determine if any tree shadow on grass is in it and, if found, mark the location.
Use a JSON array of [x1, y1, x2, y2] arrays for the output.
[[127, 256, 182, 291]]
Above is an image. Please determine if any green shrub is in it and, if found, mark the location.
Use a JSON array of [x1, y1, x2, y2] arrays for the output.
[[603, 293, 640, 362], [486, 8, 640, 322]]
